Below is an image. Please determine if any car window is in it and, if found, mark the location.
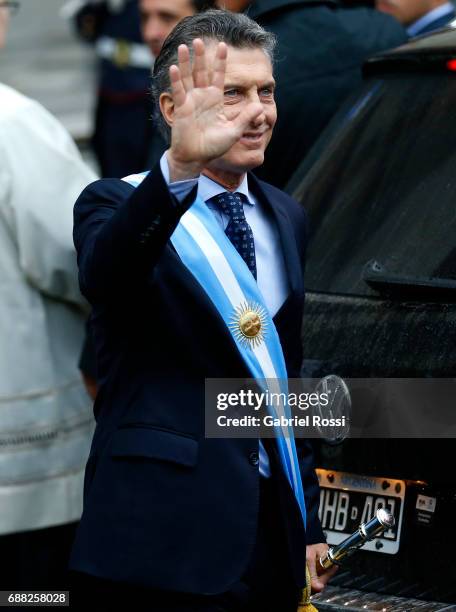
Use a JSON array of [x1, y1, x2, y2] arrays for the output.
[[291, 74, 456, 296]]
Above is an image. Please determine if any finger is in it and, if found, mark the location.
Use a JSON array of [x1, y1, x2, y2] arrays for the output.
[[169, 65, 186, 108], [192, 38, 208, 88], [211, 41, 227, 90], [178, 44, 193, 93], [310, 575, 325, 593], [316, 565, 338, 590]]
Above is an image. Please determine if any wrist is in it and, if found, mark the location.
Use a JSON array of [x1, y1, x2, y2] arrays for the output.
[[167, 149, 204, 183]]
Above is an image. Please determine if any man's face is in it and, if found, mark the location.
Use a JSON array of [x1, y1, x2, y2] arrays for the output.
[[140, 0, 195, 57], [0, 5, 10, 49], [204, 44, 277, 178], [375, 0, 437, 25]]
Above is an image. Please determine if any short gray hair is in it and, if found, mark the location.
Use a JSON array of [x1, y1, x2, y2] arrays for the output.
[[151, 9, 277, 143]]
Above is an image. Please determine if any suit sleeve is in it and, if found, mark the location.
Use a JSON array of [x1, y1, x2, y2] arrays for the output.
[[291, 197, 325, 543], [297, 439, 325, 544], [73, 163, 196, 302]]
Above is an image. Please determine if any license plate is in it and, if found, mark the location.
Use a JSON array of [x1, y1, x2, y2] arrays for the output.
[[317, 469, 405, 554]]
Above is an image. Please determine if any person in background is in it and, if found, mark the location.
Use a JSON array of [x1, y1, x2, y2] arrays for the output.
[[139, 0, 217, 166], [70, 0, 154, 178], [375, 0, 455, 36], [217, 0, 407, 189], [140, 0, 215, 58], [0, 0, 97, 590]]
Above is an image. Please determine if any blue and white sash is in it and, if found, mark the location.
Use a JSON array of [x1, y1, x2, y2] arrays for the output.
[[123, 172, 306, 526]]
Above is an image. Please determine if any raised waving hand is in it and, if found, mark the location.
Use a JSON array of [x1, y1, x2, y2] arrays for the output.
[[164, 38, 263, 180]]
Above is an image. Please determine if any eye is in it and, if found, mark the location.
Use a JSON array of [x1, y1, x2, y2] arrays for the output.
[[158, 12, 178, 24], [259, 87, 274, 97], [224, 89, 240, 98]]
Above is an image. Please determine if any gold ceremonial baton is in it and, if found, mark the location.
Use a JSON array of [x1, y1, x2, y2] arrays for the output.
[[319, 508, 395, 569]]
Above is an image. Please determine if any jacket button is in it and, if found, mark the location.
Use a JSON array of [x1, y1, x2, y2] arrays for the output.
[[249, 451, 259, 467]]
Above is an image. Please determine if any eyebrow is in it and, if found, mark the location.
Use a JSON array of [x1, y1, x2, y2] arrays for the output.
[[223, 80, 276, 90], [140, 9, 177, 19]]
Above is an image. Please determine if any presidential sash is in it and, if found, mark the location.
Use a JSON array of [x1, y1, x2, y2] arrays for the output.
[[123, 172, 307, 527]]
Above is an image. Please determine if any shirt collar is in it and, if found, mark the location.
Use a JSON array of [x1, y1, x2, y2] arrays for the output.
[[407, 2, 454, 36], [198, 172, 254, 206]]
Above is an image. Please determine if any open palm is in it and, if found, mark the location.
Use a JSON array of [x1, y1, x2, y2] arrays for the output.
[[169, 39, 263, 165]]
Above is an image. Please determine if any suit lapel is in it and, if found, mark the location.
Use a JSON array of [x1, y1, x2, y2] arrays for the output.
[[248, 172, 304, 297]]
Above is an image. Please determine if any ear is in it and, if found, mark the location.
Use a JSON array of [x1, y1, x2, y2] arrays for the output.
[[159, 92, 175, 129]]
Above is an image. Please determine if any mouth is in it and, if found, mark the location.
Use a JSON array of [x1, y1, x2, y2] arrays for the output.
[[239, 132, 267, 147], [150, 42, 162, 56]]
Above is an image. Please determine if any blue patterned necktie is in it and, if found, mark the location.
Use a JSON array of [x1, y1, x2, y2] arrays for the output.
[[211, 191, 257, 280]]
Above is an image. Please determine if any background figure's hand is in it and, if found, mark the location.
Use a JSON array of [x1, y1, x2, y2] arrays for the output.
[[306, 542, 338, 593], [167, 38, 264, 177]]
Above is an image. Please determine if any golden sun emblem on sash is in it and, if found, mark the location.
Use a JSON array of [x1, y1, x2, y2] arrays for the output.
[[229, 302, 268, 348]]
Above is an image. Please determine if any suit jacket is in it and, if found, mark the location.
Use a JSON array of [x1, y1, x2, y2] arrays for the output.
[[248, 0, 407, 188], [69, 163, 325, 594]]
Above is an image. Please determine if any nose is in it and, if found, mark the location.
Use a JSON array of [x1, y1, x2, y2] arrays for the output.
[[250, 104, 266, 128], [248, 92, 266, 127], [142, 17, 164, 48], [250, 111, 266, 128]]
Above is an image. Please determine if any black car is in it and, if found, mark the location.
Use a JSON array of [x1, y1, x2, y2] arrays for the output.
[[288, 27, 456, 611]]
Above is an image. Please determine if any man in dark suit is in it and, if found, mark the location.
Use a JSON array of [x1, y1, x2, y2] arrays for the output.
[[69, 9, 334, 611], [218, 0, 407, 189], [376, 0, 455, 36]]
